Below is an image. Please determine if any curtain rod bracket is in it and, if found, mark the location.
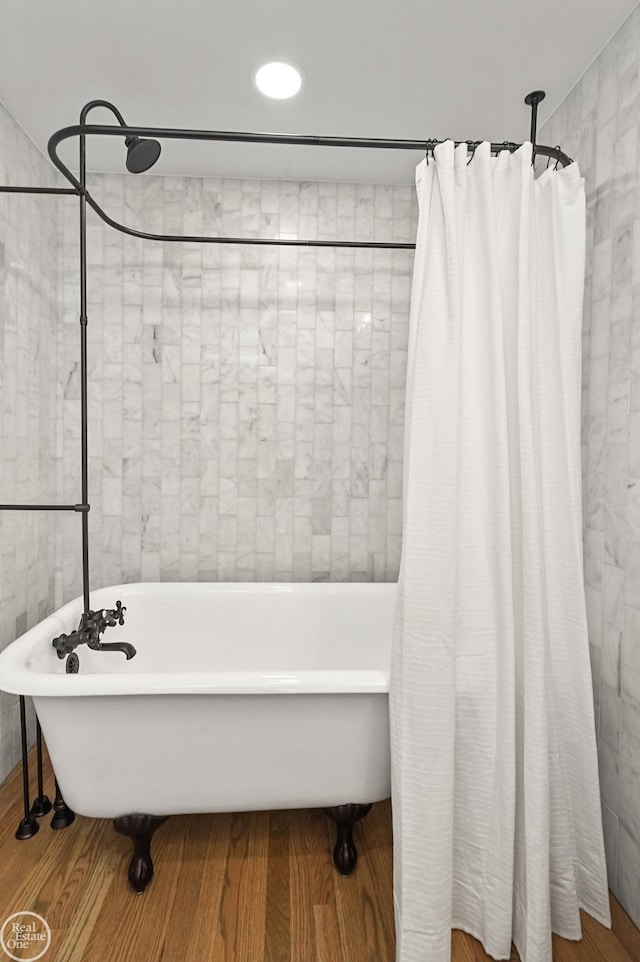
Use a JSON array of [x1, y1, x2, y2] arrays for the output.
[[524, 90, 546, 161]]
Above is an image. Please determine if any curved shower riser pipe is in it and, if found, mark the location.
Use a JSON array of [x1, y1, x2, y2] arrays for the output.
[[0, 90, 571, 842]]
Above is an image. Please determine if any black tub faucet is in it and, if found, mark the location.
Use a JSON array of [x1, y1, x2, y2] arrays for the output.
[[52, 600, 137, 660]]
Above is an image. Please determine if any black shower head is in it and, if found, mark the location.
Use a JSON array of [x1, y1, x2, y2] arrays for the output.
[[125, 136, 161, 173]]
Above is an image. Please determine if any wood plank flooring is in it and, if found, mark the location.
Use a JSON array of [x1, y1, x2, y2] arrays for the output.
[[0, 751, 638, 962]]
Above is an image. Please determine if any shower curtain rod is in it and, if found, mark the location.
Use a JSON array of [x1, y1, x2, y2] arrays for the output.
[[43, 126, 571, 252], [1, 91, 572, 250], [40, 88, 568, 249]]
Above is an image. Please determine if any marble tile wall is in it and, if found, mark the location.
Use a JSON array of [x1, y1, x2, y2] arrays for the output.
[[0, 101, 63, 781], [540, 3, 640, 926], [59, 175, 416, 597]]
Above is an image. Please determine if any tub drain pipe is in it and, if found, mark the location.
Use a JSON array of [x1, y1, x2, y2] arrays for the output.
[[15, 697, 39, 840], [30, 720, 52, 819]]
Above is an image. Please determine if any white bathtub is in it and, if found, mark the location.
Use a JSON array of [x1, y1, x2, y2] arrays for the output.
[[0, 582, 394, 820]]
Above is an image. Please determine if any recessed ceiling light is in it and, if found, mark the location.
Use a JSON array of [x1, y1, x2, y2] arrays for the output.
[[254, 61, 302, 100]]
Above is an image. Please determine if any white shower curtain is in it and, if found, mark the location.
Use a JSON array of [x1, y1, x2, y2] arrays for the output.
[[390, 141, 610, 962]]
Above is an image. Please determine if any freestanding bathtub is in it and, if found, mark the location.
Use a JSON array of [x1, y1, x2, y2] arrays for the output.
[[0, 582, 394, 891]]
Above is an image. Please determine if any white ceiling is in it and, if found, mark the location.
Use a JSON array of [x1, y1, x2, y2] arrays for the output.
[[0, 0, 636, 185]]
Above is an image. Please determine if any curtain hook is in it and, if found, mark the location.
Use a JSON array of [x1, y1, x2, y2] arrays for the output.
[[425, 139, 436, 165], [466, 141, 476, 165], [553, 146, 561, 171]]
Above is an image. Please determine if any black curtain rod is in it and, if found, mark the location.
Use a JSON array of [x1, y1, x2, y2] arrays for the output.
[[48, 122, 572, 164], [45, 121, 572, 252]]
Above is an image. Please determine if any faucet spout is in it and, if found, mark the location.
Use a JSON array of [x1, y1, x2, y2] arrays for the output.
[[98, 641, 137, 660]]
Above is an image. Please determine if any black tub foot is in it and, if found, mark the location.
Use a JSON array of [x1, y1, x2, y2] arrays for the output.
[[50, 780, 75, 830], [324, 803, 372, 875], [114, 814, 168, 893]]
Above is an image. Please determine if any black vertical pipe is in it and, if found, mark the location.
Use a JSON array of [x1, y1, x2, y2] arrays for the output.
[[36, 720, 44, 797], [30, 720, 52, 818], [524, 91, 546, 165], [530, 103, 537, 146], [79, 112, 90, 612], [15, 697, 39, 839], [19, 700, 31, 820]]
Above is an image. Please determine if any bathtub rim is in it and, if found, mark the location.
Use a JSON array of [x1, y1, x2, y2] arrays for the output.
[[0, 581, 394, 698]]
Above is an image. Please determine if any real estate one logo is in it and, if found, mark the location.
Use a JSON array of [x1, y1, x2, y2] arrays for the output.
[[0, 912, 51, 961]]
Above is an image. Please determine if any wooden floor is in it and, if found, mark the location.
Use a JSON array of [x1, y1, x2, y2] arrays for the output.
[[0, 753, 639, 962]]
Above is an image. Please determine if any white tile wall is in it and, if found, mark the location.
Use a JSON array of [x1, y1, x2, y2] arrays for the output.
[[0, 100, 64, 781], [540, 3, 640, 927], [59, 174, 417, 596]]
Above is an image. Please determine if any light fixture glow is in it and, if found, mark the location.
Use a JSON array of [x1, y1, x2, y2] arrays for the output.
[[254, 62, 302, 99]]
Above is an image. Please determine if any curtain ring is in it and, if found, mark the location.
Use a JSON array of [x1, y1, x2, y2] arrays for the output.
[[425, 139, 439, 165], [425, 139, 432, 165]]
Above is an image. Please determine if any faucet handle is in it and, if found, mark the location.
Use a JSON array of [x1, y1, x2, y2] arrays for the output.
[[99, 601, 126, 628], [112, 600, 126, 625]]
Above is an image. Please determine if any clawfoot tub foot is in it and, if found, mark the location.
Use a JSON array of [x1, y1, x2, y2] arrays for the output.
[[324, 803, 372, 875], [50, 779, 75, 830], [113, 814, 169, 893]]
